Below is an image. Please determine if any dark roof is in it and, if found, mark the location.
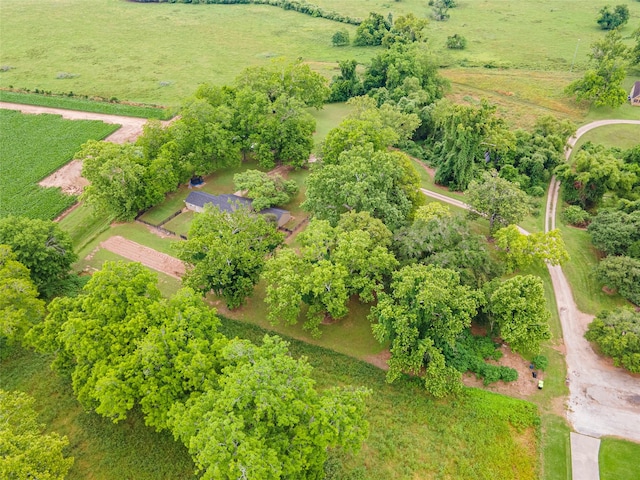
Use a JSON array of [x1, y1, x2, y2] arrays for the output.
[[632, 81, 640, 98], [185, 191, 289, 221], [185, 192, 251, 211]]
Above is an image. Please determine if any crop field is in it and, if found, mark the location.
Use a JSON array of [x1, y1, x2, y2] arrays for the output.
[[0, 109, 117, 219], [2, 0, 639, 108]]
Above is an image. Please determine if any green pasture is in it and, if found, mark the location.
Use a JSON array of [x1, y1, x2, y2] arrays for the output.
[[0, 317, 541, 480], [0, 0, 370, 105], [599, 438, 640, 480], [541, 415, 572, 480], [573, 123, 640, 152], [585, 76, 640, 123], [0, 90, 171, 119], [0, 109, 117, 220]]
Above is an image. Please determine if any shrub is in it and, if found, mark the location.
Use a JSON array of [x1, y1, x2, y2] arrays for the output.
[[446, 34, 467, 50], [597, 4, 630, 30], [586, 308, 640, 373], [532, 354, 548, 371], [332, 29, 350, 46], [595, 255, 640, 305], [562, 205, 591, 227]]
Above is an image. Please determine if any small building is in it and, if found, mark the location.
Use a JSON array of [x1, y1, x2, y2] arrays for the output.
[[630, 81, 640, 106], [184, 191, 291, 228]]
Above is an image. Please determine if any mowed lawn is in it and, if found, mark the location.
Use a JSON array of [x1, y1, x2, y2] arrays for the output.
[[0, 109, 117, 219], [1, 317, 540, 480]]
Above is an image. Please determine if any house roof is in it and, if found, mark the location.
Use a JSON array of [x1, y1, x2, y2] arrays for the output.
[[632, 81, 640, 98], [185, 191, 289, 221]]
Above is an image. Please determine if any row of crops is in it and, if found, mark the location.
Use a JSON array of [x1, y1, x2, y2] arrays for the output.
[[0, 109, 118, 220]]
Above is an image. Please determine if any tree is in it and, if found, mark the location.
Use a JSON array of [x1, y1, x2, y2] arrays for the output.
[[0, 390, 74, 480], [465, 171, 529, 232], [328, 59, 364, 102], [78, 140, 155, 221], [27, 262, 228, 430], [595, 256, 640, 305], [381, 13, 429, 48], [433, 101, 514, 190], [392, 213, 502, 287], [494, 225, 570, 272], [174, 204, 283, 309], [353, 12, 391, 46], [446, 34, 466, 49], [168, 335, 370, 480], [332, 29, 350, 46], [370, 264, 481, 396], [588, 209, 640, 257], [632, 26, 640, 65], [0, 216, 77, 298], [263, 217, 397, 335], [233, 169, 298, 211], [303, 146, 422, 230], [566, 30, 629, 108], [585, 308, 640, 373], [486, 275, 551, 354], [597, 4, 630, 30], [0, 245, 44, 349], [431, 0, 451, 21]]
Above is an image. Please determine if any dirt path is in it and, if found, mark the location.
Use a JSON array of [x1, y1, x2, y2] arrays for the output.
[[100, 236, 185, 279]]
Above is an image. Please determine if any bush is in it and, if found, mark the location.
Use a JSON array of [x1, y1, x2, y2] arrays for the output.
[[332, 29, 350, 46], [446, 34, 467, 50], [586, 308, 640, 373], [597, 4, 630, 30], [595, 255, 640, 305], [532, 354, 548, 371], [562, 205, 591, 227]]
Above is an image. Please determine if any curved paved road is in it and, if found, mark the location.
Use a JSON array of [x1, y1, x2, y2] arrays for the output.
[[423, 120, 640, 443]]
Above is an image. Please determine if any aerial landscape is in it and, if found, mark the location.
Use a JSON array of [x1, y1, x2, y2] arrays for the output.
[[1, 0, 640, 479]]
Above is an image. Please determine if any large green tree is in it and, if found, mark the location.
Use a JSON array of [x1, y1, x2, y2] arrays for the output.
[[465, 171, 529, 232], [588, 209, 640, 257], [28, 262, 228, 430], [493, 225, 570, 272], [595, 255, 640, 305], [596, 4, 630, 30], [370, 264, 481, 397], [0, 390, 74, 480], [566, 30, 630, 108], [0, 245, 44, 349], [264, 215, 398, 335], [303, 146, 422, 230], [586, 308, 640, 372], [433, 100, 514, 190], [233, 169, 298, 211], [174, 204, 283, 309], [0, 216, 76, 298], [168, 335, 370, 480], [353, 12, 391, 46], [486, 275, 551, 354]]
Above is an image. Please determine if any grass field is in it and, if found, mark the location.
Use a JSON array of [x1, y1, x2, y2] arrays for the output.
[[0, 317, 541, 479], [540, 415, 572, 480], [0, 90, 171, 118], [599, 438, 640, 480], [573, 123, 640, 152], [0, 109, 117, 219]]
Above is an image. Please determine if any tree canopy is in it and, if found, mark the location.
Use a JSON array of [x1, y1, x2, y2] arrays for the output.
[[233, 169, 298, 211], [370, 264, 481, 397], [588, 209, 640, 257], [485, 275, 551, 354], [586, 308, 640, 373], [303, 146, 422, 231], [465, 171, 529, 232], [0, 216, 76, 298], [595, 255, 640, 306], [596, 4, 630, 30], [174, 204, 283, 309], [168, 335, 370, 480], [0, 389, 74, 480], [494, 226, 570, 272]]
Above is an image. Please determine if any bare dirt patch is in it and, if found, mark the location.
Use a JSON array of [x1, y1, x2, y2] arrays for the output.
[[99, 235, 185, 279], [364, 350, 391, 371], [39, 159, 88, 195]]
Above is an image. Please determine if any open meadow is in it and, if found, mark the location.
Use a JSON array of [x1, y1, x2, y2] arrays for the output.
[[0, 109, 117, 219]]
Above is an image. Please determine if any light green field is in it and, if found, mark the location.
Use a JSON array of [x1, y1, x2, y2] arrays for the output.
[[599, 438, 640, 480], [0, 109, 117, 220], [573, 123, 640, 151]]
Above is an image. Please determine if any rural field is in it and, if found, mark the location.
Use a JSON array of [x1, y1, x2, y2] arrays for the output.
[[1, 0, 640, 479]]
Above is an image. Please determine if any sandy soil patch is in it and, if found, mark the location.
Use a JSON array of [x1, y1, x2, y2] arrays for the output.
[[39, 159, 88, 195], [99, 235, 185, 279]]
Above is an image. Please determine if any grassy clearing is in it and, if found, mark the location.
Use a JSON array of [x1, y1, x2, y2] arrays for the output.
[[58, 203, 113, 251], [0, 109, 117, 220], [0, 0, 372, 105], [0, 90, 171, 118], [599, 438, 640, 480], [585, 76, 640, 123], [540, 415, 572, 480], [573, 123, 640, 151], [311, 102, 355, 144]]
